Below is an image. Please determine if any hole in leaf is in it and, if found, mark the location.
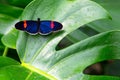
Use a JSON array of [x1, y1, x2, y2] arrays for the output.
[[0, 34, 5, 56], [79, 25, 99, 36], [56, 37, 73, 50], [7, 49, 21, 63], [56, 25, 99, 50], [83, 60, 120, 77]]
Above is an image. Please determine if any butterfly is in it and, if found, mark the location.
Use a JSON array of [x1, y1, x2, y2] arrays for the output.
[[15, 18, 63, 35]]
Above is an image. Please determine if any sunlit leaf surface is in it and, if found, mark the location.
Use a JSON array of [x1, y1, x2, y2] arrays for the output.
[[16, 0, 115, 80]]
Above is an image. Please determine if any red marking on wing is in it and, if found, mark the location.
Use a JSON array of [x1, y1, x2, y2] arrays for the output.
[[51, 21, 54, 29], [23, 20, 27, 28]]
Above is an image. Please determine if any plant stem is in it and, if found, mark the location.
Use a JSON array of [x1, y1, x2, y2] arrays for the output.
[[3, 47, 9, 56]]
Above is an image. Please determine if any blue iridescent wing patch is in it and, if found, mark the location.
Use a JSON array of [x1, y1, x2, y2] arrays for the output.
[[39, 21, 52, 35]]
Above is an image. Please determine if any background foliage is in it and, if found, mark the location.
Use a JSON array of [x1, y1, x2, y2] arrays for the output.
[[0, 0, 120, 80]]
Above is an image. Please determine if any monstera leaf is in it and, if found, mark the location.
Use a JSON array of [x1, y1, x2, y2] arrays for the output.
[[67, 0, 120, 43], [1, 0, 120, 80], [90, 0, 120, 32]]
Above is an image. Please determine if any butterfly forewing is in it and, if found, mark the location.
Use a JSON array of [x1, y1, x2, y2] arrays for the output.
[[51, 21, 63, 31], [15, 21, 38, 34]]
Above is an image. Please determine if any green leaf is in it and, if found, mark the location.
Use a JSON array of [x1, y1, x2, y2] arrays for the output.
[[0, 3, 23, 18], [0, 56, 19, 68], [0, 0, 32, 8], [49, 31, 120, 79], [1, 29, 18, 49], [67, 0, 119, 42], [0, 4, 23, 34], [16, 0, 111, 80], [5, 0, 33, 8], [0, 57, 51, 80], [0, 4, 23, 49], [0, 65, 50, 80], [88, 0, 120, 32]]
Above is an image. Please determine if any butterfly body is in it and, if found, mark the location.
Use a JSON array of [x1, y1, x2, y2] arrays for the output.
[[15, 18, 63, 35]]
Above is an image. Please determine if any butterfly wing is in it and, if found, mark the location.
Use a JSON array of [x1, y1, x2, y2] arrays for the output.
[[39, 21, 52, 35], [39, 21, 63, 35], [15, 21, 25, 30], [51, 21, 63, 31], [15, 20, 63, 35], [15, 20, 38, 34], [25, 21, 38, 34]]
